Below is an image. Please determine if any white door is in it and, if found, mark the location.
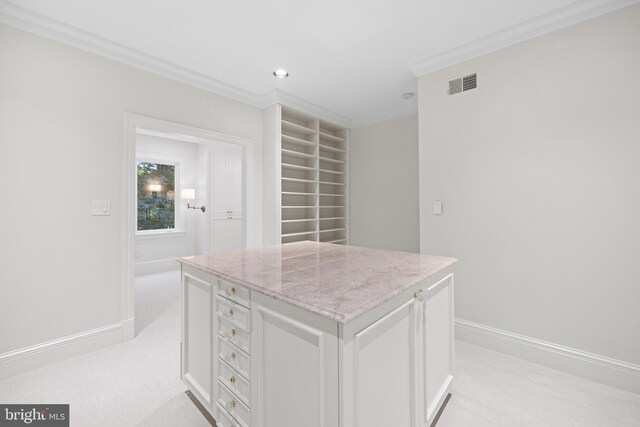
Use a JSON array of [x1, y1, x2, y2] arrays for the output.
[[228, 216, 244, 251], [228, 144, 243, 214], [210, 143, 229, 217], [210, 217, 229, 254]]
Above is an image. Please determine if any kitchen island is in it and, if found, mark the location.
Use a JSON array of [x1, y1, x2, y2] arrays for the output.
[[179, 241, 456, 427]]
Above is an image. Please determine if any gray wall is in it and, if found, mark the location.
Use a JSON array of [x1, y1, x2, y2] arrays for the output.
[[350, 114, 420, 253], [418, 5, 640, 365]]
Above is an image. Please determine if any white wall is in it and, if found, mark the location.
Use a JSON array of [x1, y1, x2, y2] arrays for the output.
[[418, 4, 640, 381], [0, 24, 263, 359], [350, 114, 420, 253], [134, 133, 199, 268]]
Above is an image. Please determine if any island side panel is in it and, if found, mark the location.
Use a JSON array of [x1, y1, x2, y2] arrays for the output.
[[340, 267, 455, 427], [181, 264, 220, 415], [250, 292, 340, 427], [418, 273, 455, 426]]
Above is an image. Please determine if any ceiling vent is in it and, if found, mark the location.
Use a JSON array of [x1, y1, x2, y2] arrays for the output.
[[448, 73, 477, 95]]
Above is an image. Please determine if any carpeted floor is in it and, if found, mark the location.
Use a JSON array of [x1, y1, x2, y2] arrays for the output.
[[0, 270, 638, 426]]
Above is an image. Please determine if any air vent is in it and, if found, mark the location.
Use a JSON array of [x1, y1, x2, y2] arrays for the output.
[[463, 73, 477, 91], [448, 78, 462, 95], [448, 73, 477, 95]]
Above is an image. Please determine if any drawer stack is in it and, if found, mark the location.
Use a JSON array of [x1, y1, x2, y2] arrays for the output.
[[215, 280, 251, 427]]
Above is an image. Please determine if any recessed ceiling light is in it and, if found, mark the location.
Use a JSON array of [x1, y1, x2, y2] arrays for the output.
[[403, 92, 415, 99], [273, 69, 289, 78]]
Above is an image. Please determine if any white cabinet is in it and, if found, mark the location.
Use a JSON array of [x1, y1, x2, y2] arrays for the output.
[[181, 264, 455, 427], [210, 142, 244, 253], [210, 216, 244, 254], [263, 104, 350, 246]]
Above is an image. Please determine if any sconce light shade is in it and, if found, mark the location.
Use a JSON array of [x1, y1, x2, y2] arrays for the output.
[[181, 188, 196, 200], [148, 184, 162, 192]]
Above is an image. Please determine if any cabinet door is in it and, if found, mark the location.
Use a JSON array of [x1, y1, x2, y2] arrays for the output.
[[228, 216, 244, 251], [210, 216, 229, 254], [182, 269, 219, 410], [416, 274, 455, 426], [210, 143, 229, 216], [228, 144, 244, 214], [351, 299, 419, 427]]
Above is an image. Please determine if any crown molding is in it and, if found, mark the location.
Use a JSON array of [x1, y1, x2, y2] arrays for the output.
[[409, 0, 640, 77], [352, 102, 418, 129], [0, 1, 352, 126], [263, 90, 352, 128]]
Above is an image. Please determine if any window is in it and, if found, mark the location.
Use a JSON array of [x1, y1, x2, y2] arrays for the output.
[[137, 161, 176, 231]]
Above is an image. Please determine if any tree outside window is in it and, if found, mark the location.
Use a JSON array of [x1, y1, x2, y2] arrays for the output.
[[137, 162, 176, 231]]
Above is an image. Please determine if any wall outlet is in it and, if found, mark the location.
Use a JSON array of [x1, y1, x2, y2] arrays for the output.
[[92, 200, 111, 216]]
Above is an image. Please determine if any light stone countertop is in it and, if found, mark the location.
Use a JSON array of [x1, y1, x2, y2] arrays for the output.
[[179, 241, 457, 324]]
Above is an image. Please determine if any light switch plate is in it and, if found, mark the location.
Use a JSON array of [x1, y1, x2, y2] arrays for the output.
[[432, 200, 442, 215], [92, 200, 111, 216]]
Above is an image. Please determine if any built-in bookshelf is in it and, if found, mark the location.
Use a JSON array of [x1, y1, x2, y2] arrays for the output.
[[264, 104, 349, 245]]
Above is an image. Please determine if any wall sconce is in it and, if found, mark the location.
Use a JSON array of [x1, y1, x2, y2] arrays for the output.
[[180, 188, 206, 213]]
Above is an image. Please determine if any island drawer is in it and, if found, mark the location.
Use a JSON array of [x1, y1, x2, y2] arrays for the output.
[[218, 280, 250, 308], [216, 402, 240, 427], [218, 317, 250, 354], [218, 381, 251, 427], [217, 296, 251, 333], [218, 358, 250, 406], [218, 337, 250, 380]]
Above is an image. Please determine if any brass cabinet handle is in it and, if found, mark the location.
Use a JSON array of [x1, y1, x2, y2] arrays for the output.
[[230, 376, 236, 384], [230, 352, 236, 360], [231, 329, 237, 337], [231, 400, 237, 409], [228, 309, 234, 316], [230, 287, 236, 294]]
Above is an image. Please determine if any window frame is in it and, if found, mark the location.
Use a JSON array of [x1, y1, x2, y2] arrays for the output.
[[135, 154, 183, 236]]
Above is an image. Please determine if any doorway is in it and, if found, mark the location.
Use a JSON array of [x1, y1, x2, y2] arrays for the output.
[[122, 114, 255, 338]]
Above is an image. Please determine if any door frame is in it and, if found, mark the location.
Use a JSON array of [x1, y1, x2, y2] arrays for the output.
[[122, 113, 256, 339]]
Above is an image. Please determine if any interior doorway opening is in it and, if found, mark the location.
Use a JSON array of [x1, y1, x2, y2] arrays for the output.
[[122, 114, 254, 338]]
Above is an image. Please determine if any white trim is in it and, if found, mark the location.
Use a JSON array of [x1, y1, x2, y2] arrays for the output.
[[408, 0, 640, 77], [351, 103, 418, 129], [455, 318, 640, 394], [0, 1, 349, 126], [135, 230, 186, 240], [264, 90, 351, 129], [134, 257, 181, 277], [0, 320, 129, 380]]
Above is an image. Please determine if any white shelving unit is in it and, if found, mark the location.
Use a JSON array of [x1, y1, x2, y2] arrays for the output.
[[263, 104, 350, 245]]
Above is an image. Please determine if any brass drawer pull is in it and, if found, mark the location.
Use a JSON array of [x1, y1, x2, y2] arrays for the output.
[[230, 376, 236, 384], [231, 329, 237, 337], [228, 309, 234, 316], [231, 400, 237, 409], [230, 352, 236, 360]]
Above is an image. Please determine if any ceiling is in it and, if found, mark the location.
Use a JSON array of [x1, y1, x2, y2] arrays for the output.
[[0, 0, 627, 125]]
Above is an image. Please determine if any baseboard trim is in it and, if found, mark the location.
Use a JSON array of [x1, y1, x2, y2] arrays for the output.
[[455, 318, 640, 394], [0, 320, 131, 380], [135, 257, 181, 276]]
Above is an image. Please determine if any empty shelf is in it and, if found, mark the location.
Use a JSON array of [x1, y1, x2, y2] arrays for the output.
[[282, 120, 316, 136], [282, 149, 316, 160]]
